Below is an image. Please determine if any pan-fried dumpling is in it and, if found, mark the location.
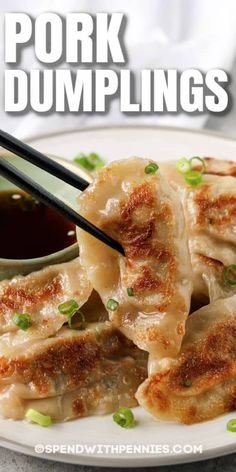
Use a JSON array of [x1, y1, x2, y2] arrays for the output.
[[0, 258, 92, 351], [190, 252, 235, 303], [186, 175, 236, 301], [77, 157, 192, 357], [160, 159, 236, 302], [0, 322, 147, 421], [161, 157, 236, 183], [136, 294, 236, 424], [194, 156, 236, 178]]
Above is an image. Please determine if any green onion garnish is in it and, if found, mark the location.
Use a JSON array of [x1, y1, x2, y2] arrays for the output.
[[189, 156, 206, 172], [107, 299, 119, 311], [58, 299, 85, 329], [95, 161, 104, 170], [58, 299, 79, 315], [25, 409, 52, 427], [183, 379, 192, 388], [223, 265, 236, 286], [74, 152, 104, 171], [69, 311, 86, 330], [145, 162, 159, 174], [12, 312, 32, 331], [176, 158, 191, 174], [184, 171, 202, 186], [113, 407, 135, 428], [227, 419, 236, 432], [176, 156, 205, 186], [127, 287, 134, 297]]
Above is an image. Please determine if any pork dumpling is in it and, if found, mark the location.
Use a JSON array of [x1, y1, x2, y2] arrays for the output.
[[0, 258, 92, 350], [0, 322, 147, 421], [186, 174, 236, 301], [77, 157, 192, 357], [160, 159, 236, 302], [195, 156, 236, 178], [190, 252, 235, 303], [186, 174, 236, 245], [160, 156, 236, 184], [136, 294, 236, 424]]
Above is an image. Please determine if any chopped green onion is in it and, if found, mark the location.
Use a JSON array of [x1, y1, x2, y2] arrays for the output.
[[95, 161, 104, 170], [58, 299, 79, 315], [223, 265, 236, 286], [25, 409, 52, 427], [176, 158, 191, 174], [12, 312, 32, 331], [227, 419, 236, 432], [69, 311, 86, 330], [183, 379, 192, 388], [189, 156, 206, 172], [145, 162, 159, 174], [113, 407, 135, 428], [184, 170, 202, 186], [107, 299, 119, 311], [58, 299, 85, 329], [74, 152, 104, 171], [176, 157, 206, 187], [127, 287, 134, 297]]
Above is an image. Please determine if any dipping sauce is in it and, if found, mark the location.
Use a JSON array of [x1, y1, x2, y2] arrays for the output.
[[0, 190, 77, 259]]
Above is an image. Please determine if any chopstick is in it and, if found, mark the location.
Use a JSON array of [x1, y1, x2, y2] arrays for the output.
[[0, 129, 89, 191], [0, 157, 125, 256]]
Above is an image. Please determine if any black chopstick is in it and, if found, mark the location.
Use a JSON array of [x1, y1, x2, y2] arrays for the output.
[[0, 129, 89, 191], [0, 158, 125, 256]]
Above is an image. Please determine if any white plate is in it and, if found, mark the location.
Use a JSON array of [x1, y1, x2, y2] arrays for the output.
[[2, 125, 236, 468]]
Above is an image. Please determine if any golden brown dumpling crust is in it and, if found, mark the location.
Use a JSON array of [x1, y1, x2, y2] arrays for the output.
[[77, 157, 192, 357], [160, 158, 236, 302], [0, 258, 92, 352], [0, 323, 147, 421], [137, 295, 236, 424]]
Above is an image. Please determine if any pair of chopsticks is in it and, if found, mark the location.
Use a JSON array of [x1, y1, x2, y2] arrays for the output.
[[0, 129, 124, 255]]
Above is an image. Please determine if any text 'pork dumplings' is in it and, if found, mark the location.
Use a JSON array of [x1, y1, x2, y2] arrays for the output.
[[77, 157, 192, 357], [137, 294, 236, 424]]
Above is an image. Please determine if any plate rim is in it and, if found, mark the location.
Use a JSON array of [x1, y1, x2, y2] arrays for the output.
[[26, 122, 236, 146]]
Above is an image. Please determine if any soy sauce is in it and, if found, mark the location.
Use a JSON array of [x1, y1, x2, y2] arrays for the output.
[[0, 190, 77, 259]]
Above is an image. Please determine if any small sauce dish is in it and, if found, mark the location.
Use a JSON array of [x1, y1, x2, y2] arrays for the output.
[[0, 151, 92, 280]]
